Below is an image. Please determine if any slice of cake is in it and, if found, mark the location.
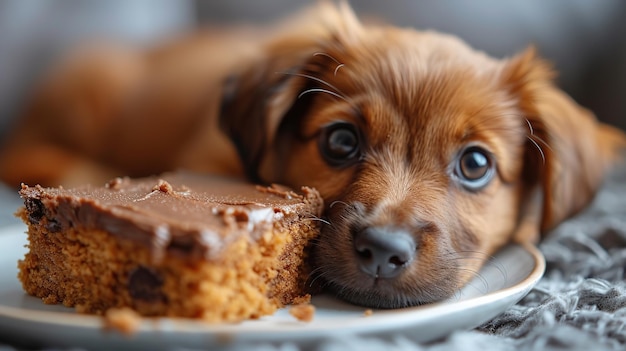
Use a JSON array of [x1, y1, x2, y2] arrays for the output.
[[17, 172, 323, 323]]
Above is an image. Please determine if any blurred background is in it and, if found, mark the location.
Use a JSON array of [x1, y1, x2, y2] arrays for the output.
[[0, 0, 625, 225], [1, 0, 625, 142]]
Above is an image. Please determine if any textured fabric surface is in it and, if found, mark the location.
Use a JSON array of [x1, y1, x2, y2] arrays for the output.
[[475, 164, 626, 350], [0, 166, 624, 350]]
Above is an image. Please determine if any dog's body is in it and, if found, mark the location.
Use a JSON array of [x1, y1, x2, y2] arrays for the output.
[[1, 3, 624, 308], [0, 30, 254, 187]]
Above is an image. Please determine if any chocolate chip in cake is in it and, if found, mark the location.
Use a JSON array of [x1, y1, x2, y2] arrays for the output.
[[167, 237, 196, 255], [46, 219, 62, 233], [25, 198, 45, 224], [128, 266, 166, 302], [232, 209, 249, 223]]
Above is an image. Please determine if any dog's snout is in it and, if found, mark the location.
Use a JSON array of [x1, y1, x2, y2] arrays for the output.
[[353, 226, 416, 279]]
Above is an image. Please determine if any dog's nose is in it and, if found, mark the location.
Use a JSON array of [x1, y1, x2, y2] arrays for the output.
[[353, 226, 416, 279]]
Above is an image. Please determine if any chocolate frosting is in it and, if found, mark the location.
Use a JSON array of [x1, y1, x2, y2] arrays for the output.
[[19, 172, 323, 261]]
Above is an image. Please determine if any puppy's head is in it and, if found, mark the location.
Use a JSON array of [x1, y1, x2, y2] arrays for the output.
[[220, 3, 626, 308]]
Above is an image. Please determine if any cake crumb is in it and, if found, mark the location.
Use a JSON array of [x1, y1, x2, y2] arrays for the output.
[[364, 309, 373, 317], [291, 294, 311, 305], [153, 179, 173, 193], [105, 177, 126, 190], [289, 303, 315, 322], [104, 307, 142, 335]]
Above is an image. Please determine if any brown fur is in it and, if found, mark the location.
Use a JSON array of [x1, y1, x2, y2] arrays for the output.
[[1, 2, 624, 308]]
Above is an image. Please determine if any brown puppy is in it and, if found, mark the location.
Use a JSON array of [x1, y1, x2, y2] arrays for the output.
[[1, 3, 624, 308]]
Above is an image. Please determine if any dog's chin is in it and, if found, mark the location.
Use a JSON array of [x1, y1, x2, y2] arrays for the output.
[[325, 283, 422, 309], [319, 271, 460, 309]]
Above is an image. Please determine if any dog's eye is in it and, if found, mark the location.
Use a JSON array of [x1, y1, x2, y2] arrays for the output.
[[319, 123, 360, 166], [455, 146, 494, 190]]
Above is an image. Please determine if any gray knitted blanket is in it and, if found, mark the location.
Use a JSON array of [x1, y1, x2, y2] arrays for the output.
[[475, 165, 626, 351]]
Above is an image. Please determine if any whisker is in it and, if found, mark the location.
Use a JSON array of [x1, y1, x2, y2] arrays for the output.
[[532, 134, 554, 151], [449, 287, 462, 302], [313, 52, 341, 65], [307, 267, 324, 287], [448, 267, 490, 294], [307, 265, 335, 289], [525, 118, 535, 136], [277, 71, 344, 96], [453, 257, 508, 287], [524, 119, 546, 165], [309, 275, 327, 289], [482, 255, 509, 284], [298, 88, 349, 102], [524, 117, 556, 165], [527, 136, 546, 165], [304, 217, 332, 226], [444, 250, 509, 284], [334, 63, 345, 76], [530, 133, 553, 153], [329, 200, 350, 208]]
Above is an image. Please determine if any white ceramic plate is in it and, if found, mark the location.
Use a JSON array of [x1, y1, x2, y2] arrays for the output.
[[0, 224, 544, 350]]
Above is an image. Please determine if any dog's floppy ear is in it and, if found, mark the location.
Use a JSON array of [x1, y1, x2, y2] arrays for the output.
[[219, 60, 301, 183], [219, 1, 363, 183], [505, 47, 626, 235]]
